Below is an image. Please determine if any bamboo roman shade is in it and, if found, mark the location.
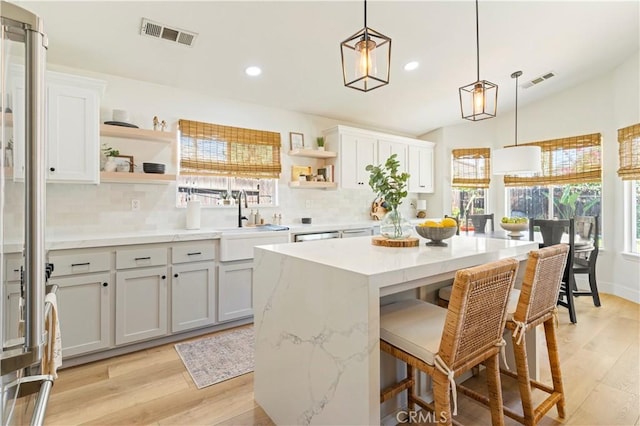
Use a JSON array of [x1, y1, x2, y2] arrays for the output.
[[503, 133, 601, 187], [617, 123, 640, 180], [179, 119, 281, 179], [451, 148, 491, 188]]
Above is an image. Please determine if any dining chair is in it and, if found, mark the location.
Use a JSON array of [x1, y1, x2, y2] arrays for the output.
[[573, 216, 601, 307], [380, 257, 519, 425], [445, 214, 460, 236], [457, 244, 570, 425], [528, 218, 577, 323], [467, 213, 495, 234]]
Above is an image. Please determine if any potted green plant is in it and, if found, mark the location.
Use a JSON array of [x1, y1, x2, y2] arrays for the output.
[[366, 154, 411, 239], [316, 136, 325, 151]]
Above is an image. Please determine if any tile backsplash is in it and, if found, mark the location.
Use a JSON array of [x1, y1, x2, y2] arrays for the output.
[[3, 180, 419, 241]]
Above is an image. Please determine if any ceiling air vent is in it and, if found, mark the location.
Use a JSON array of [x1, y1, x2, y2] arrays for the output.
[[140, 18, 198, 47], [521, 71, 556, 89]]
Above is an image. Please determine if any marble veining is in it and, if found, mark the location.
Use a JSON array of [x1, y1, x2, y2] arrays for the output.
[[254, 236, 539, 425]]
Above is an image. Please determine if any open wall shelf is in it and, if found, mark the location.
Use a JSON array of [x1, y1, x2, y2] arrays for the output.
[[100, 172, 175, 184], [100, 124, 176, 143]]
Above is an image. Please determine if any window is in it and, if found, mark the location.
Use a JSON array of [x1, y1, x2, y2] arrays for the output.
[[177, 119, 281, 207], [451, 148, 490, 220], [617, 123, 640, 253], [504, 133, 602, 230]]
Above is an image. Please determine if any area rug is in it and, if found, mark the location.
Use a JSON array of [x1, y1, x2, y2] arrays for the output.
[[175, 326, 254, 389]]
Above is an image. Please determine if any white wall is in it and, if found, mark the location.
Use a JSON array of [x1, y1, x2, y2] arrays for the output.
[[423, 51, 640, 302]]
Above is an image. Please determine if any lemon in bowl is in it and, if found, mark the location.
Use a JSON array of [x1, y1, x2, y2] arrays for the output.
[[416, 219, 457, 246]]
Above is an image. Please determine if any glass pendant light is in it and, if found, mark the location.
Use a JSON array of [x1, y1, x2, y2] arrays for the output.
[[340, 0, 391, 92], [459, 0, 497, 121], [493, 71, 542, 175]]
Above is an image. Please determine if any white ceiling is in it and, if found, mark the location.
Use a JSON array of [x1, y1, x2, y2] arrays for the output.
[[16, 1, 640, 136]]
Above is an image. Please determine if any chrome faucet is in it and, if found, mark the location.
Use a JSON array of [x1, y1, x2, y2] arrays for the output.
[[237, 190, 248, 227]]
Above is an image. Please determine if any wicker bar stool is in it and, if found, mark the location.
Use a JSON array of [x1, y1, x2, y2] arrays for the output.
[[380, 257, 519, 425], [457, 244, 570, 425]]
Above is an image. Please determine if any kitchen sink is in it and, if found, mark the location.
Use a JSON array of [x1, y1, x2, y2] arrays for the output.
[[218, 225, 289, 234]]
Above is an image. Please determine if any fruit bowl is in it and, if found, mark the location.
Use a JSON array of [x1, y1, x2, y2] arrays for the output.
[[500, 220, 529, 238], [415, 226, 457, 247]]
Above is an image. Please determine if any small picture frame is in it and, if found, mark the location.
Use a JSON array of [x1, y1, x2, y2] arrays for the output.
[[113, 155, 134, 173], [289, 132, 304, 150]]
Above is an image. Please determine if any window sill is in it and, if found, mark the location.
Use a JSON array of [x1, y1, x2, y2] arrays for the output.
[[621, 252, 640, 262]]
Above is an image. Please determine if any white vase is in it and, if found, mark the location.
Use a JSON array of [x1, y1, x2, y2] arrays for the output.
[[104, 158, 117, 172], [317, 146, 325, 151]]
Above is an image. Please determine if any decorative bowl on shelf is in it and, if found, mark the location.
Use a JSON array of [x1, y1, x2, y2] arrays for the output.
[[142, 162, 166, 174], [500, 220, 529, 238], [415, 225, 457, 247]]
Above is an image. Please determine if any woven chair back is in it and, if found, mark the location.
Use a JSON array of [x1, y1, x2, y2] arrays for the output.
[[513, 244, 569, 324], [439, 257, 518, 369]]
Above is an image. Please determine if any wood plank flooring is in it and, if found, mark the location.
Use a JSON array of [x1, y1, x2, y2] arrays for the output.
[[43, 293, 639, 425]]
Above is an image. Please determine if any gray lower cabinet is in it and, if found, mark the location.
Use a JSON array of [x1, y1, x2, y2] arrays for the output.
[[217, 260, 253, 322], [55, 273, 111, 357], [171, 262, 216, 333], [3, 283, 22, 347], [115, 266, 168, 345]]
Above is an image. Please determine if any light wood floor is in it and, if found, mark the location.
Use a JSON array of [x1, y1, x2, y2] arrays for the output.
[[42, 293, 639, 425]]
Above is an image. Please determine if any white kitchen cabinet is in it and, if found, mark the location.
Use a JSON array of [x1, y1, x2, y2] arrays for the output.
[[171, 262, 216, 333], [217, 260, 253, 322], [3, 283, 22, 347], [48, 248, 113, 356], [378, 139, 407, 174], [324, 126, 377, 190], [55, 273, 111, 357], [10, 67, 105, 182], [115, 266, 168, 345], [408, 143, 435, 193]]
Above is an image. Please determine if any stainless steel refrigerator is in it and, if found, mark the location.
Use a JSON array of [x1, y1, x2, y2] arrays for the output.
[[1, 1, 53, 424]]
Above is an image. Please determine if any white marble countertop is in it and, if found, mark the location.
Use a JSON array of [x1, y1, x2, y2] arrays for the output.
[[2, 220, 384, 252], [256, 234, 538, 289]]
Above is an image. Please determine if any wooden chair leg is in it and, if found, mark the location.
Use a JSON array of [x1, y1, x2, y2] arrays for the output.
[[512, 334, 536, 426], [543, 319, 566, 418], [588, 267, 601, 307], [432, 371, 453, 426], [565, 273, 577, 324], [485, 354, 506, 426], [407, 364, 416, 412]]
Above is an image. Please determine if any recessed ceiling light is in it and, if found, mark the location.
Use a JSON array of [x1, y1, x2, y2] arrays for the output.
[[404, 61, 419, 71], [245, 66, 262, 77]]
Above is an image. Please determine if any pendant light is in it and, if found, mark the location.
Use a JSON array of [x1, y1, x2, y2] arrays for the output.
[[492, 71, 542, 175], [459, 0, 497, 121], [340, 0, 391, 92]]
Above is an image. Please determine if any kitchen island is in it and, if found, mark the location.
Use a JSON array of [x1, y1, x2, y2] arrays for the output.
[[253, 234, 539, 425]]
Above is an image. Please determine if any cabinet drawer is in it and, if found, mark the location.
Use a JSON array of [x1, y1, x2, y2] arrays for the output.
[[172, 244, 215, 264], [49, 251, 110, 276], [5, 258, 24, 282], [116, 247, 167, 270]]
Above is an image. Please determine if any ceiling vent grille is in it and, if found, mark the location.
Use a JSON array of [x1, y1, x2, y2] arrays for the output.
[[140, 18, 198, 47], [521, 71, 556, 89]]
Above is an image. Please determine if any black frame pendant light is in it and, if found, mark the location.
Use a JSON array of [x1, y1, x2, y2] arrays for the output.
[[492, 71, 542, 175], [459, 0, 497, 121], [340, 0, 391, 92]]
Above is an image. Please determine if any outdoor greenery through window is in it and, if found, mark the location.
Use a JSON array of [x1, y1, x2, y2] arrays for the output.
[[177, 119, 281, 207], [450, 148, 490, 223], [504, 133, 602, 241]]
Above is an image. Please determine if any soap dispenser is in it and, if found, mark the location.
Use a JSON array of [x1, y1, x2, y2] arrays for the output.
[[255, 209, 262, 225], [248, 209, 255, 225]]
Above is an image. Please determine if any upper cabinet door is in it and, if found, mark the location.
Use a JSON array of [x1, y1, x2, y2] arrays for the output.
[[340, 133, 377, 190], [378, 139, 408, 174], [408, 144, 434, 193], [9, 68, 105, 183], [47, 76, 102, 183]]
